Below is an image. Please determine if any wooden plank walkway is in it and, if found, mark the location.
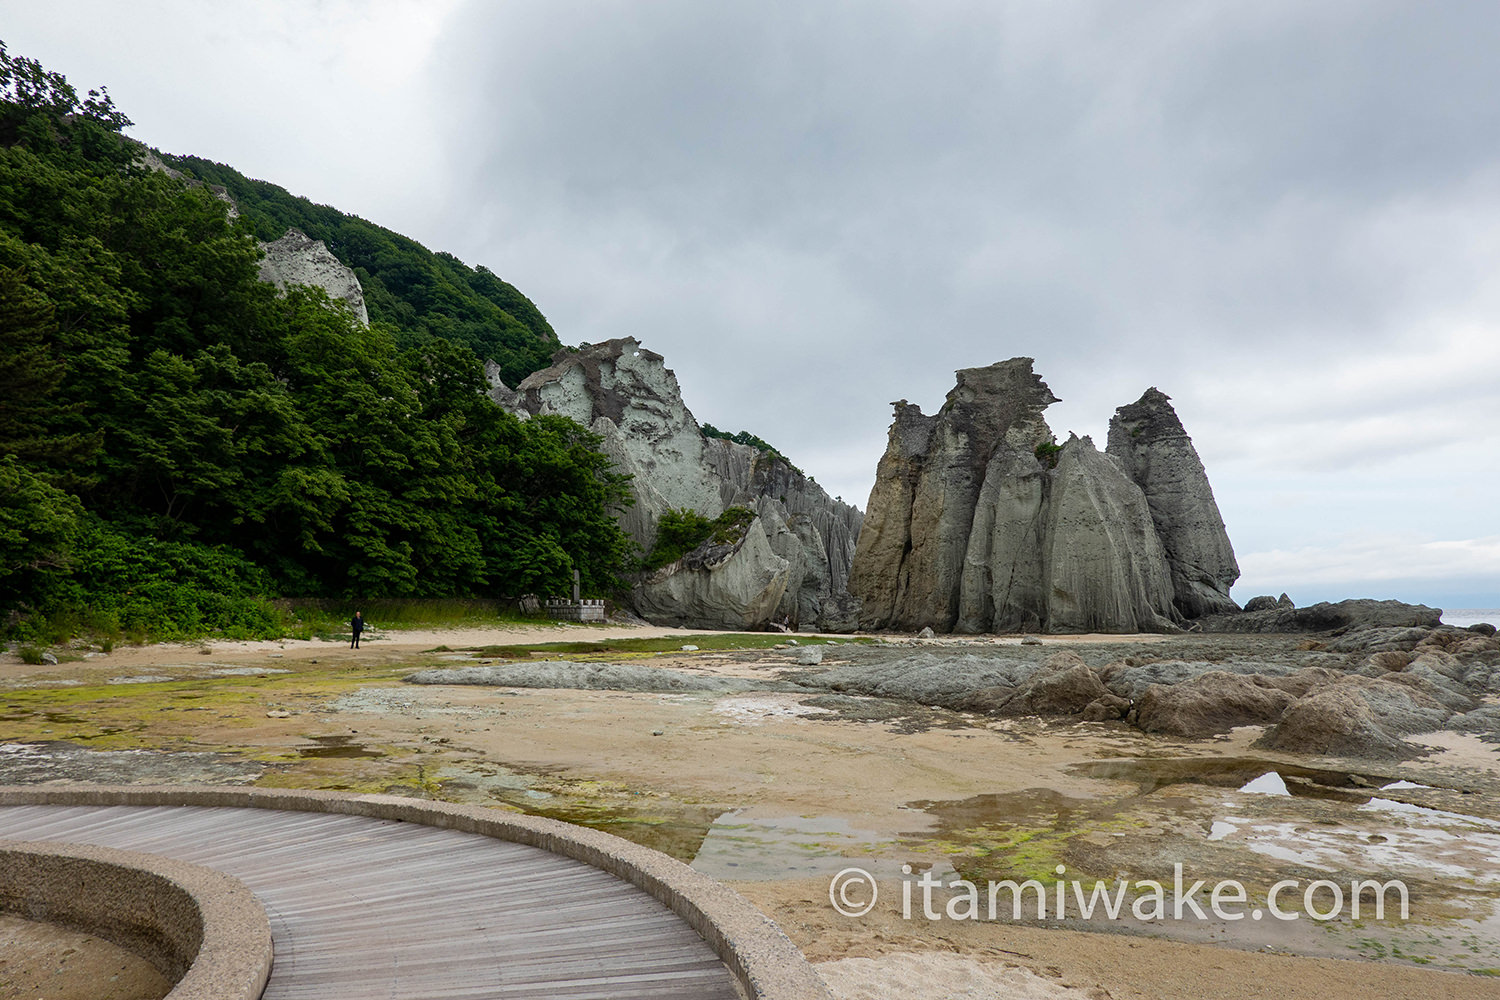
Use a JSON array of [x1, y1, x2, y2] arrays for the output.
[[0, 804, 743, 999]]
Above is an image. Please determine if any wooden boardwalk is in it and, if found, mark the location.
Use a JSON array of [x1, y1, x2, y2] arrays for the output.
[[1, 804, 743, 999]]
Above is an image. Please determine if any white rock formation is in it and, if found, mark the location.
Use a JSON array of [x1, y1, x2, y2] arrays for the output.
[[632, 516, 791, 630], [494, 338, 862, 630], [256, 228, 369, 326]]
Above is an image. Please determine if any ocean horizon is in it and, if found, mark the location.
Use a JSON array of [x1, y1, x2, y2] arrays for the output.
[[1440, 608, 1500, 628]]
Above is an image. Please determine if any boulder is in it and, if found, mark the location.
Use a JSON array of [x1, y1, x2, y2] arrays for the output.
[[1257, 690, 1414, 758], [1243, 595, 1280, 613], [1131, 671, 1296, 737], [257, 228, 369, 325], [998, 651, 1112, 716], [1257, 674, 1453, 759], [1106, 388, 1240, 617], [794, 646, 825, 666], [1081, 694, 1132, 721], [632, 516, 789, 630]]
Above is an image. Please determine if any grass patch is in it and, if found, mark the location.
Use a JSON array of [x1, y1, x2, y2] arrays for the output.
[[17, 646, 47, 665], [277, 598, 542, 634], [0, 660, 415, 751]]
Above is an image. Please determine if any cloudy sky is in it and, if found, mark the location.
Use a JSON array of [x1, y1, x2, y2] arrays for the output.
[[7, 1, 1498, 609]]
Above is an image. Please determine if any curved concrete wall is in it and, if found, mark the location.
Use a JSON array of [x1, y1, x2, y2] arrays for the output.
[[0, 784, 832, 1000], [0, 840, 272, 1000]]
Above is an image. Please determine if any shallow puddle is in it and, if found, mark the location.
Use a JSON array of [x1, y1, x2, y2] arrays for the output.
[[1070, 755, 1390, 798], [691, 811, 888, 880], [296, 734, 385, 759]]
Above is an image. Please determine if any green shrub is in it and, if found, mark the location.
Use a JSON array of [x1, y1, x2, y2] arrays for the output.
[[699, 424, 802, 473], [1034, 438, 1064, 468], [641, 507, 756, 572], [17, 646, 45, 664]]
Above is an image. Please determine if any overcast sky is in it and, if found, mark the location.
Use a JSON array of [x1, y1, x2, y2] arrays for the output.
[[7, 1, 1498, 609]]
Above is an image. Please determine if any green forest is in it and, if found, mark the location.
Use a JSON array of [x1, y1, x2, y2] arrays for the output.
[[0, 42, 636, 643]]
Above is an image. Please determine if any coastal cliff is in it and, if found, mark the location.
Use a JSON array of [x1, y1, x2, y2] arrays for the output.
[[491, 338, 863, 630], [849, 358, 1238, 634]]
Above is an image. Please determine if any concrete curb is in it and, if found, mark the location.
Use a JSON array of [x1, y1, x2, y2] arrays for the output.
[[0, 784, 833, 1000], [0, 839, 273, 1000]]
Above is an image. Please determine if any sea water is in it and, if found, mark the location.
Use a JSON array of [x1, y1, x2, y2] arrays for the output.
[[1441, 608, 1500, 629]]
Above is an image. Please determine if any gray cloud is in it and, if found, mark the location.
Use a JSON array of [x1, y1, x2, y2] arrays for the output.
[[7, 1, 1498, 604], [420, 1, 1500, 603]]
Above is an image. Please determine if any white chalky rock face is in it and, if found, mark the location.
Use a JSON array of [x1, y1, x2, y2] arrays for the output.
[[633, 516, 791, 630], [256, 228, 370, 327], [517, 339, 723, 549], [500, 337, 863, 630]]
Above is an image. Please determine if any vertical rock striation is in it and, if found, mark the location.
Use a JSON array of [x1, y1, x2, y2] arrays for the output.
[[850, 359, 1235, 634], [1106, 388, 1240, 617], [492, 338, 862, 630]]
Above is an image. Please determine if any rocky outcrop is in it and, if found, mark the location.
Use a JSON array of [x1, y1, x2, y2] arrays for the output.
[[632, 515, 790, 630], [1106, 389, 1240, 617], [850, 358, 1229, 634], [135, 148, 239, 218], [256, 228, 369, 326], [1197, 598, 1442, 634], [483, 360, 525, 412], [998, 651, 1112, 716], [1132, 672, 1297, 737], [494, 338, 862, 630], [1040, 437, 1180, 633]]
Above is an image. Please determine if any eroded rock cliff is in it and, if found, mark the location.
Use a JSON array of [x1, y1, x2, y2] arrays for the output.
[[256, 228, 369, 326], [1106, 388, 1239, 617], [850, 358, 1234, 634], [492, 338, 863, 630]]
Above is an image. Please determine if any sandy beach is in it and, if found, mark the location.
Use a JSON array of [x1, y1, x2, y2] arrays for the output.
[[3, 622, 1498, 999]]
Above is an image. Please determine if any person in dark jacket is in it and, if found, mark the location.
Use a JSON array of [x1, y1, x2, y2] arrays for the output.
[[350, 611, 364, 649]]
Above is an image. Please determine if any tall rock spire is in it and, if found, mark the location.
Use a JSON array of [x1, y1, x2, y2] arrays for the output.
[[850, 361, 1233, 634], [1106, 388, 1240, 617]]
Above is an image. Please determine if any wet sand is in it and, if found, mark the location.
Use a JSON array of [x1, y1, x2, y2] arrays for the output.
[[3, 624, 1498, 999]]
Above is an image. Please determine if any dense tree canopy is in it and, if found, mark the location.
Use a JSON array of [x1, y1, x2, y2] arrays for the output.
[[164, 154, 559, 387], [0, 43, 635, 640]]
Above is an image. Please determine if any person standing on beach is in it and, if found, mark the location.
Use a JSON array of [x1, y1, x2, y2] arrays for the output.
[[350, 611, 364, 649]]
